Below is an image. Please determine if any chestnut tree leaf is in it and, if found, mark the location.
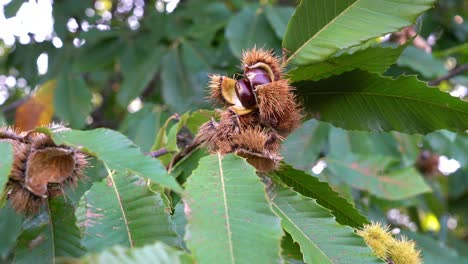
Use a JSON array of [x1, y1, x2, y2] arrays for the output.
[[0, 141, 13, 194], [288, 44, 405, 82], [72, 242, 192, 264], [326, 154, 432, 200], [225, 5, 280, 58], [268, 184, 382, 264], [36, 127, 182, 193], [283, 0, 434, 66], [54, 74, 92, 129], [270, 164, 369, 228], [161, 43, 211, 113], [265, 5, 295, 39], [281, 232, 305, 264], [117, 46, 165, 107], [0, 204, 23, 259], [282, 119, 330, 172], [3, 0, 23, 18], [294, 70, 468, 134], [76, 173, 178, 252], [13, 197, 86, 263], [185, 154, 283, 264]]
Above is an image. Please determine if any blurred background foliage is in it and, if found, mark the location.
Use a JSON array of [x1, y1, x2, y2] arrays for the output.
[[0, 0, 467, 263]]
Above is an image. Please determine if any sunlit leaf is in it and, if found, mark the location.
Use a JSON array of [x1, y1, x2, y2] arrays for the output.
[[269, 185, 381, 263], [185, 154, 283, 263], [288, 45, 405, 82], [77, 173, 178, 252], [283, 0, 434, 66]]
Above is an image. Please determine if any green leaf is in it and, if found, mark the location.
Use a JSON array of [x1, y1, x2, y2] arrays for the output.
[[0, 203, 23, 259], [282, 119, 330, 171], [71, 241, 192, 264], [269, 185, 382, 264], [172, 202, 187, 249], [170, 147, 208, 184], [119, 104, 169, 152], [271, 164, 368, 228], [225, 6, 280, 58], [13, 197, 85, 263], [36, 127, 182, 192], [4, 0, 24, 18], [283, 0, 434, 66], [294, 70, 468, 134], [281, 232, 305, 264], [265, 5, 295, 39], [160, 44, 210, 113], [72, 37, 124, 73], [117, 46, 165, 107], [185, 154, 283, 264], [328, 125, 422, 167], [397, 46, 448, 79], [77, 172, 178, 252], [288, 44, 405, 82], [48, 197, 86, 257], [326, 155, 432, 200], [183, 2, 233, 43], [0, 141, 13, 194], [449, 168, 468, 199], [423, 131, 468, 168], [55, 74, 92, 129]]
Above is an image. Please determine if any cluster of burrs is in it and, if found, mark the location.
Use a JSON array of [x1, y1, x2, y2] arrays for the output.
[[194, 48, 302, 172], [0, 125, 88, 214]]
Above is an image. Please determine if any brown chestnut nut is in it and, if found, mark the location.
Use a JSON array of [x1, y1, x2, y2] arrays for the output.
[[235, 79, 256, 109], [245, 68, 272, 89]]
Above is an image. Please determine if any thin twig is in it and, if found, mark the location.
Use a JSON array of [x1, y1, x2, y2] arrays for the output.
[[428, 63, 468, 86], [148, 148, 170, 158]]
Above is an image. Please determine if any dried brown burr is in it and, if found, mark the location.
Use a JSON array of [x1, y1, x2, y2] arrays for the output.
[[0, 125, 88, 215], [195, 48, 301, 172]]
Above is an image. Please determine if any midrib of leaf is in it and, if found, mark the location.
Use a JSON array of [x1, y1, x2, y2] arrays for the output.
[[298, 91, 468, 115], [287, 0, 359, 63], [107, 166, 134, 247], [271, 202, 331, 263], [217, 152, 236, 263], [46, 202, 56, 264]]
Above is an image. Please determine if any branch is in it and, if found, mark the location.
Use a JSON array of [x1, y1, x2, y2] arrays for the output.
[[428, 63, 468, 86], [147, 148, 170, 158]]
